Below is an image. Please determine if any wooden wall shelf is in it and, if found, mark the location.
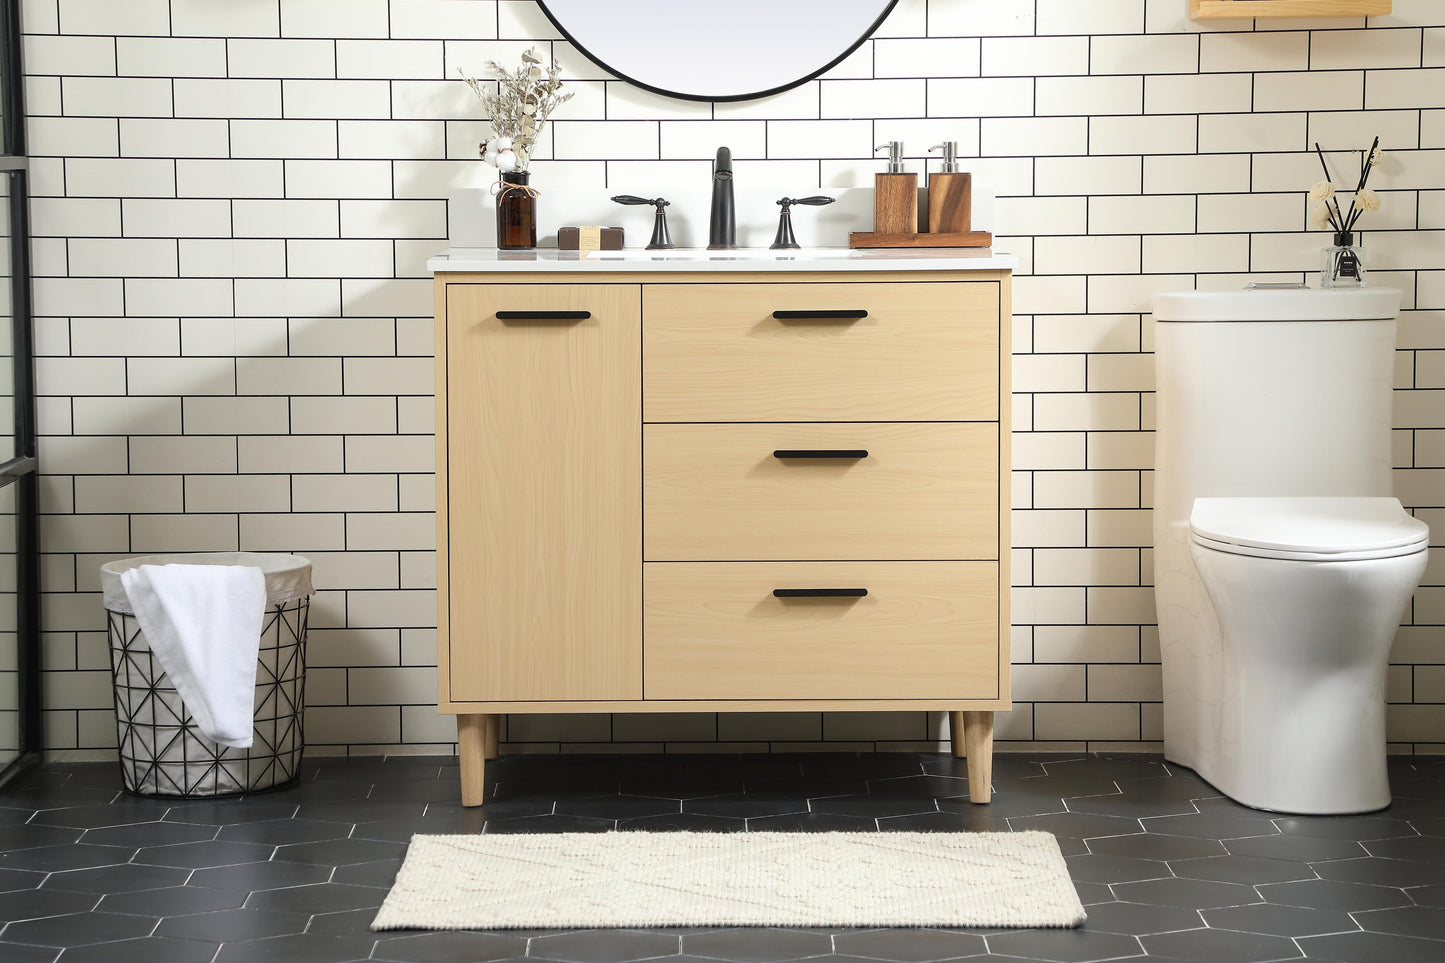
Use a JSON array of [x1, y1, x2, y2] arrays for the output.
[[1191, 0, 1390, 19]]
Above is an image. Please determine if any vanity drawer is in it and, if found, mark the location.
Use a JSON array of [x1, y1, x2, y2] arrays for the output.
[[643, 561, 999, 701], [644, 422, 998, 561], [643, 281, 999, 423]]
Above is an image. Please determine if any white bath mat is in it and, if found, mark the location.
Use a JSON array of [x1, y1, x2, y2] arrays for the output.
[[371, 830, 1085, 930]]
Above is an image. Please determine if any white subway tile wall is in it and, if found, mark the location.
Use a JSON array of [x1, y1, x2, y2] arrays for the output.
[[24, 0, 1445, 757]]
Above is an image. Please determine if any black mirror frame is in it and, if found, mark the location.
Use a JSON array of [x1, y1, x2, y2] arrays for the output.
[[535, 0, 900, 103]]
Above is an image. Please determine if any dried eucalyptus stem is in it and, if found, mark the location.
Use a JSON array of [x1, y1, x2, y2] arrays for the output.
[[460, 46, 573, 173]]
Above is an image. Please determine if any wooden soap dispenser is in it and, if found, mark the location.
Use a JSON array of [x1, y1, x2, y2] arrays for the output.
[[927, 141, 971, 234], [872, 141, 917, 235]]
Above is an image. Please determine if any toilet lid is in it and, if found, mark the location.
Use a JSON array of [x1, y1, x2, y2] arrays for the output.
[[1190, 497, 1429, 561]]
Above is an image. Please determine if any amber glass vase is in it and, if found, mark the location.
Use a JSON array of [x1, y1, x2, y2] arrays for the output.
[[496, 170, 536, 250]]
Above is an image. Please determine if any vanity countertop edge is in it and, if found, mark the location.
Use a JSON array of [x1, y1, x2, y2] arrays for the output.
[[428, 247, 1019, 273]]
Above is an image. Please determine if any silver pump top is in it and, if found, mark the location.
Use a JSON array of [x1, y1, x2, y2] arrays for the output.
[[929, 141, 958, 173], [874, 141, 905, 174]]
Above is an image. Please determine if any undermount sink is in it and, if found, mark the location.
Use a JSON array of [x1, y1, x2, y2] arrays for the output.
[[585, 248, 855, 260]]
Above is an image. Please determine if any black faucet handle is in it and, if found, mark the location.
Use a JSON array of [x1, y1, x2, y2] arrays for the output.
[[776, 195, 836, 211], [612, 194, 668, 208]]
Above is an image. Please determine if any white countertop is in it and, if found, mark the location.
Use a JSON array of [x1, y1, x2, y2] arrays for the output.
[[428, 247, 1018, 273]]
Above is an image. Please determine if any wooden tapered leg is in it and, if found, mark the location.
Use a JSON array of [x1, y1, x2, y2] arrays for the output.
[[962, 711, 994, 803], [948, 710, 967, 758], [458, 713, 488, 807], [483, 714, 501, 760]]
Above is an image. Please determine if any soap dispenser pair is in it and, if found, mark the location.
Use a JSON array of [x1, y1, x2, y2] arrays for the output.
[[874, 140, 971, 235]]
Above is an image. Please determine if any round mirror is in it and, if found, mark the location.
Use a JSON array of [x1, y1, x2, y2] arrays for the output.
[[537, 0, 899, 103]]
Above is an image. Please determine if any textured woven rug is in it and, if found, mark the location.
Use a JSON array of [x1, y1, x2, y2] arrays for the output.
[[371, 831, 1085, 930]]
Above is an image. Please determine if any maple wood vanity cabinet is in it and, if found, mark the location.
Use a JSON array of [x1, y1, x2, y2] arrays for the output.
[[430, 250, 1014, 807]]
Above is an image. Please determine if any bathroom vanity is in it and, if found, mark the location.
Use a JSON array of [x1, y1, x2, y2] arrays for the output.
[[428, 248, 1014, 806]]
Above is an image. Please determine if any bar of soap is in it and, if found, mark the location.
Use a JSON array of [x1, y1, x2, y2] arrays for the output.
[[558, 226, 624, 251]]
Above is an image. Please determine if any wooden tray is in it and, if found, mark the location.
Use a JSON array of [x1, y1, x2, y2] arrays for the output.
[[849, 231, 993, 249]]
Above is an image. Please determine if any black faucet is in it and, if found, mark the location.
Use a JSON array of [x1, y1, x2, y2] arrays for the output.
[[708, 146, 735, 250]]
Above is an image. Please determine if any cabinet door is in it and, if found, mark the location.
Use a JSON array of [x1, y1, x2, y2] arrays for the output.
[[443, 284, 641, 702]]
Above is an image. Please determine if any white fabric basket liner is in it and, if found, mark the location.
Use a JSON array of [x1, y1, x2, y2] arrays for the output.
[[102, 552, 314, 615]]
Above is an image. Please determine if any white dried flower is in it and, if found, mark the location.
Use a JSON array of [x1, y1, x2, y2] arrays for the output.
[[494, 149, 517, 173], [1309, 181, 1335, 202], [1369, 146, 1385, 167], [1355, 188, 1381, 213], [1310, 203, 1334, 230], [459, 46, 573, 174]]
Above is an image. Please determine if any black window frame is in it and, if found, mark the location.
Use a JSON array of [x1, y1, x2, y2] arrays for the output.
[[0, 0, 42, 788]]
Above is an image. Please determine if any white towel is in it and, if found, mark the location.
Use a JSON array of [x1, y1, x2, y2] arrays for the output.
[[119, 563, 268, 749]]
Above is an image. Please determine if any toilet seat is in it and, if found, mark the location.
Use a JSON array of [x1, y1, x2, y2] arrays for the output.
[[1190, 496, 1429, 562]]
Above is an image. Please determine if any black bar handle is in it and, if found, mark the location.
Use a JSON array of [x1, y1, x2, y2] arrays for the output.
[[773, 588, 868, 598], [771, 309, 868, 320], [495, 310, 591, 321], [773, 449, 868, 459]]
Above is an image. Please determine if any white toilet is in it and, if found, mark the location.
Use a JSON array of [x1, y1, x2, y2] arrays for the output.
[[1152, 288, 1428, 815]]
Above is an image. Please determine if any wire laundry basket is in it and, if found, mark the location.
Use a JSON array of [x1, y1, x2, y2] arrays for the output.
[[100, 553, 314, 797]]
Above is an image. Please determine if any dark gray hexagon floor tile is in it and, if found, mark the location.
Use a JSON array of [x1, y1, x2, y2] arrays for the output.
[[425, 794, 553, 821], [1064, 854, 1171, 885], [303, 906, 378, 936], [865, 774, 972, 799], [551, 796, 678, 827], [54, 936, 220, 963], [746, 813, 877, 833], [329, 858, 401, 888], [618, 813, 745, 832], [922, 754, 1045, 781], [0, 806, 37, 826], [1221, 833, 1364, 862], [1313, 857, 1445, 887], [29, 803, 171, 829], [1256, 878, 1411, 911], [800, 753, 926, 781], [1168, 854, 1315, 885], [808, 794, 939, 819], [1298, 930, 1445, 963], [1409, 884, 1445, 908], [161, 799, 299, 826], [134, 839, 276, 868], [1200, 901, 1358, 937], [98, 883, 247, 916], [355, 813, 485, 842], [1047, 756, 1171, 782], [79, 820, 218, 849], [0, 887, 98, 922], [1409, 817, 1445, 837], [0, 824, 84, 850], [481, 814, 615, 834], [1272, 815, 1416, 841], [1361, 835, 1445, 863], [833, 927, 988, 961], [156, 906, 310, 942], [1139, 926, 1301, 961], [371, 929, 529, 962], [683, 796, 809, 820], [1008, 812, 1144, 840], [0, 942, 58, 962], [531, 928, 681, 962], [1110, 876, 1261, 909], [366, 779, 463, 805], [936, 793, 1065, 821], [187, 858, 332, 891], [1352, 905, 1445, 940], [983, 928, 1144, 962], [290, 800, 427, 824], [272, 837, 406, 866], [682, 927, 831, 962], [0, 843, 134, 872], [211, 932, 379, 963], [244, 882, 385, 916], [1076, 880, 1117, 905], [0, 867, 46, 892], [1078, 901, 1202, 936], [1062, 791, 1197, 820], [1188, 797, 1281, 821], [879, 810, 1012, 834], [1, 909, 157, 947], [39, 862, 189, 894], [1141, 812, 1280, 840], [215, 817, 353, 845], [1085, 835, 1225, 862], [618, 776, 745, 800]]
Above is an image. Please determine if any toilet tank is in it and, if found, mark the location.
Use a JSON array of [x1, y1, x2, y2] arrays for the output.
[[1153, 288, 1403, 528]]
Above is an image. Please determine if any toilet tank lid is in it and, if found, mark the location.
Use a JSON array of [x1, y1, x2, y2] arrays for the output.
[[1153, 288, 1402, 322], [1190, 497, 1428, 556]]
